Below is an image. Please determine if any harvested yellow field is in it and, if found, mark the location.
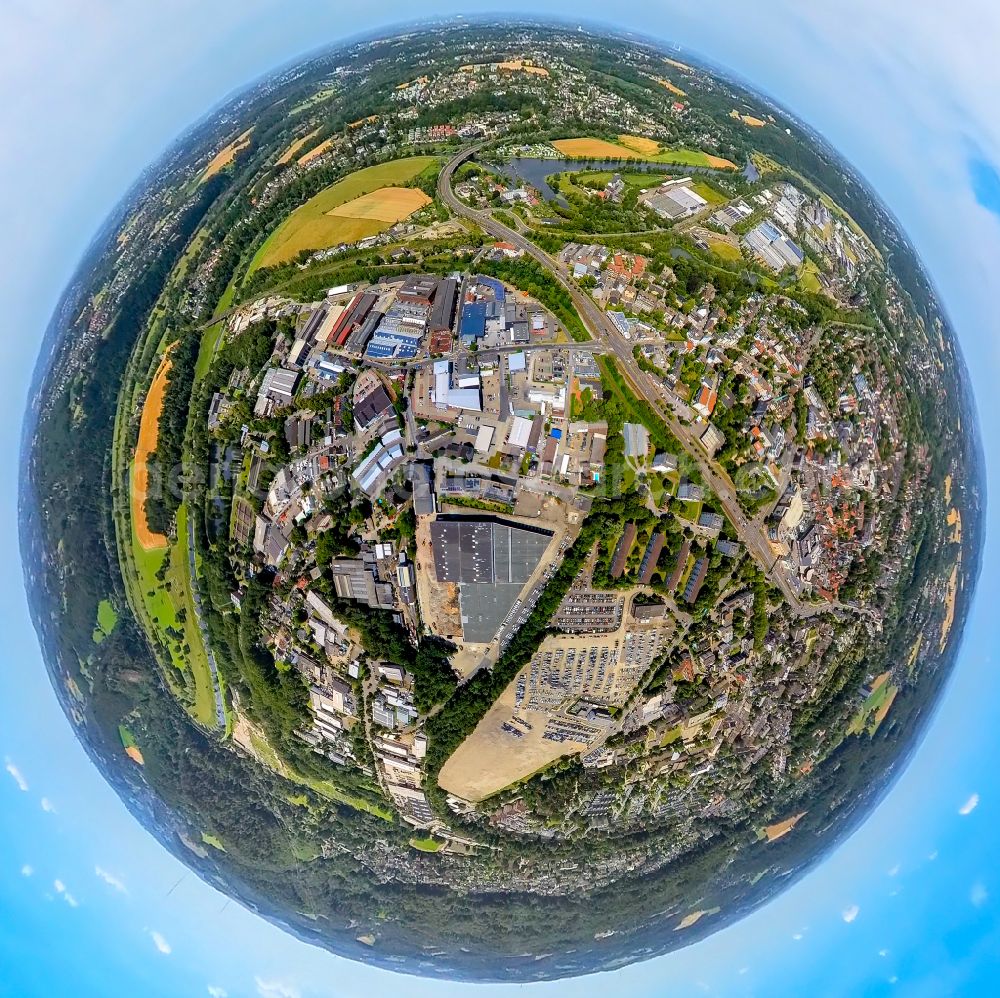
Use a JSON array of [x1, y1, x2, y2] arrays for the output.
[[869, 671, 890, 694], [201, 128, 253, 182], [944, 473, 953, 504], [328, 186, 431, 223], [870, 688, 898, 731], [298, 138, 333, 166], [132, 349, 174, 551], [348, 115, 379, 129], [552, 137, 641, 158], [250, 157, 436, 271], [497, 60, 548, 76], [704, 153, 738, 170], [460, 60, 549, 76], [617, 134, 661, 156], [908, 635, 923, 674], [665, 57, 694, 73], [940, 559, 960, 651], [674, 907, 719, 930], [742, 115, 767, 127], [277, 128, 321, 166], [763, 812, 807, 842], [654, 77, 686, 96], [948, 506, 962, 544], [125, 745, 145, 765]]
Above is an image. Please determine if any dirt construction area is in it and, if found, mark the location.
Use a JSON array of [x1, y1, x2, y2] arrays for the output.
[[414, 516, 462, 640], [132, 350, 173, 550]]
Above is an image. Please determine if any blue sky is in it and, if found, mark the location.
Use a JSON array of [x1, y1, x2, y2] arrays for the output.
[[1, 3, 999, 996]]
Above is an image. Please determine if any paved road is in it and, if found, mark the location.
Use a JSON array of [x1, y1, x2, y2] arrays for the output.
[[438, 145, 829, 619]]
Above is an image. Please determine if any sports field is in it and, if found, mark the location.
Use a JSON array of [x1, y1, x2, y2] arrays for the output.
[[248, 157, 436, 272], [200, 128, 253, 182], [132, 350, 172, 550]]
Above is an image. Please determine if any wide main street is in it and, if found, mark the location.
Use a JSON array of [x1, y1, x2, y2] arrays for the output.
[[438, 145, 826, 618]]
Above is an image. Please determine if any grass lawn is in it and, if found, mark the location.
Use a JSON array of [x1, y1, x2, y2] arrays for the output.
[[409, 836, 444, 853], [705, 236, 743, 262], [93, 599, 118, 644], [247, 157, 438, 274], [690, 181, 727, 205], [125, 496, 217, 728], [213, 275, 238, 318], [194, 321, 226, 383], [798, 257, 823, 294]]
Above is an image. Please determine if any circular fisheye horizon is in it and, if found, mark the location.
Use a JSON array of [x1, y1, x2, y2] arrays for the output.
[[21, 19, 983, 982]]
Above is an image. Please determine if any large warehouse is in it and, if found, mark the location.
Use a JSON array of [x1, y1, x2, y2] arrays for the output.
[[430, 515, 554, 643]]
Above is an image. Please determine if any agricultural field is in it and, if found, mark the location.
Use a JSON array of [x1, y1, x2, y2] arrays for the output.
[[653, 77, 686, 96], [298, 138, 333, 166], [277, 127, 321, 165], [552, 136, 737, 170], [118, 725, 144, 765], [131, 350, 173, 551], [552, 137, 645, 159], [200, 128, 253, 183], [247, 157, 437, 272], [847, 672, 899, 737], [760, 812, 806, 842], [616, 134, 661, 157]]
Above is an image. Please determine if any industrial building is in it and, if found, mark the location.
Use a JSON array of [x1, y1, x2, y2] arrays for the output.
[[742, 220, 805, 271], [430, 515, 553, 643], [644, 181, 708, 220]]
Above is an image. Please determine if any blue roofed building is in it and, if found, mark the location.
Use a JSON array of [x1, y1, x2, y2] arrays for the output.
[[475, 275, 506, 303], [460, 301, 488, 344]]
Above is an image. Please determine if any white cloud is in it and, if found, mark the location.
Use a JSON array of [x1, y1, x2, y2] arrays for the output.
[[928, 850, 939, 862], [842, 905, 860, 924], [53, 879, 79, 907], [970, 882, 988, 908], [149, 931, 172, 955], [792, 932, 803, 941], [879, 948, 889, 958], [207, 988, 228, 998], [94, 866, 128, 894], [4, 758, 28, 792], [255, 978, 302, 998], [40, 797, 56, 813], [887, 864, 901, 877], [20, 864, 33, 877], [959, 793, 980, 816]]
